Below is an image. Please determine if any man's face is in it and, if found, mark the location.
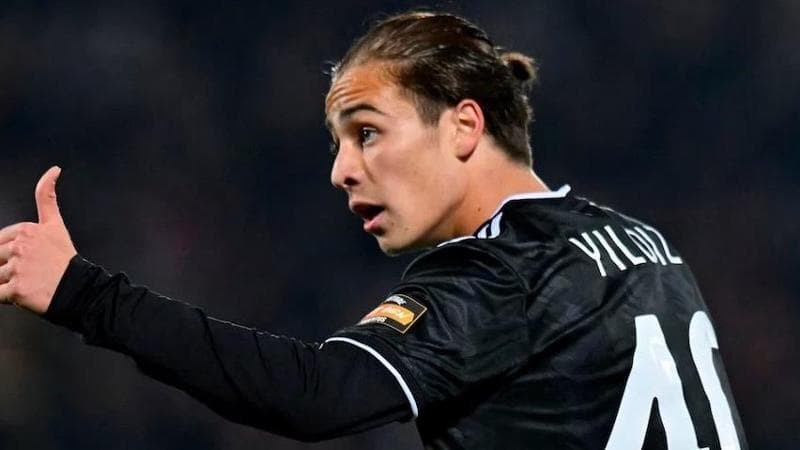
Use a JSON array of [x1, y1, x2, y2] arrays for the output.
[[325, 63, 467, 254]]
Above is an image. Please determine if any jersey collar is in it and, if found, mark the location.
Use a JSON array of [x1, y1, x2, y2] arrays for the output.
[[436, 184, 572, 248], [489, 184, 572, 217]]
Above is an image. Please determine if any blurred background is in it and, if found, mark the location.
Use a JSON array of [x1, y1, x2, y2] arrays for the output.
[[0, 0, 797, 448]]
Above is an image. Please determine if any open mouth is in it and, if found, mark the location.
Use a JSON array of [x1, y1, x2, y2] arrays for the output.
[[353, 204, 384, 222], [350, 203, 386, 232]]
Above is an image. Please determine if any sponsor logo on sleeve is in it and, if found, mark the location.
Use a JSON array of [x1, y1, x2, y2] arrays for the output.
[[358, 294, 427, 334]]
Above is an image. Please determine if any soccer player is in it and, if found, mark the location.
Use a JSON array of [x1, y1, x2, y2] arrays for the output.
[[0, 11, 747, 449]]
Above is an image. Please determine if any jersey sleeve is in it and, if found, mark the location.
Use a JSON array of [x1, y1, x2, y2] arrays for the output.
[[44, 256, 411, 442], [328, 242, 531, 418]]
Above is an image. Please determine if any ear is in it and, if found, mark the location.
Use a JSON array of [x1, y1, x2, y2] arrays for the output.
[[450, 99, 485, 160]]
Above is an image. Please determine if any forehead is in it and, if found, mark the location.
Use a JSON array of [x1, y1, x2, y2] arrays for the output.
[[325, 63, 412, 125]]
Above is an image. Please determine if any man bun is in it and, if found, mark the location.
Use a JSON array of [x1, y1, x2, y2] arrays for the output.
[[501, 51, 538, 92]]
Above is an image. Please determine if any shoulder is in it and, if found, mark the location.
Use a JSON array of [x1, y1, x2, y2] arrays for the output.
[[402, 191, 585, 289], [401, 235, 525, 290]]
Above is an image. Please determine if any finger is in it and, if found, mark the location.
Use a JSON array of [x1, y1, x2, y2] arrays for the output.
[[0, 280, 15, 305], [0, 222, 31, 246], [0, 262, 13, 284], [35, 165, 63, 225], [0, 241, 15, 263]]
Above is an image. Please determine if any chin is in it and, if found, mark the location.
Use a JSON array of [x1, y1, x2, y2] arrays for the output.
[[375, 234, 433, 257], [376, 238, 407, 257]]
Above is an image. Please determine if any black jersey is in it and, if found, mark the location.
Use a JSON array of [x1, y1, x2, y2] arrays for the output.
[[44, 185, 748, 449], [329, 185, 748, 449]]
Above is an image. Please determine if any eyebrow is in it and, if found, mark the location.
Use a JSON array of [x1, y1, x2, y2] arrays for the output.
[[325, 102, 386, 132]]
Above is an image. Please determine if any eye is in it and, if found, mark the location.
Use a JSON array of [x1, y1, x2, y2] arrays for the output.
[[358, 127, 378, 146], [329, 139, 340, 156]]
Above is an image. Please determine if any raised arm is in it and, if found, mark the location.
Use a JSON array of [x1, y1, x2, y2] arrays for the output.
[[0, 167, 411, 442]]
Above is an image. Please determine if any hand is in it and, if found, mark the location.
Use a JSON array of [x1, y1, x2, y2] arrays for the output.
[[0, 166, 78, 314]]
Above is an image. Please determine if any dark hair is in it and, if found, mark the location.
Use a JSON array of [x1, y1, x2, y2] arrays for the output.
[[331, 11, 538, 166]]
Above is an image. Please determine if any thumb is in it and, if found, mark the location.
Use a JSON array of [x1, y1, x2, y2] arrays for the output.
[[35, 166, 64, 225]]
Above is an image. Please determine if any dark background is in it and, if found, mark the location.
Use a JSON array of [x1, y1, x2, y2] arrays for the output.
[[0, 1, 797, 448]]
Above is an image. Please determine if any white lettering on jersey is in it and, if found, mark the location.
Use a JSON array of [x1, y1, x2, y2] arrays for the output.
[[606, 315, 706, 450], [569, 225, 682, 277], [689, 312, 741, 450], [568, 232, 607, 277], [626, 227, 664, 264], [644, 224, 684, 265], [592, 229, 627, 271], [604, 225, 647, 266], [606, 313, 742, 449]]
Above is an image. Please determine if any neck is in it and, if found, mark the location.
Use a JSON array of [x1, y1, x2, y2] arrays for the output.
[[450, 154, 549, 237]]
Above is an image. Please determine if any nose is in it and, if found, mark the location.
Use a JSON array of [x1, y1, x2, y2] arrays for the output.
[[330, 145, 363, 190]]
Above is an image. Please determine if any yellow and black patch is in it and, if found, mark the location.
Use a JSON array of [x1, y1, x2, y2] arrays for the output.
[[358, 294, 427, 334]]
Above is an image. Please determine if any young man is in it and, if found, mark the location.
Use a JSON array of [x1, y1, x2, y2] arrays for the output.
[[0, 12, 746, 449]]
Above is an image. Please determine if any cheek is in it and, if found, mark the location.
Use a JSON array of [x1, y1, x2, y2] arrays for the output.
[[387, 157, 442, 211], [389, 161, 454, 233], [369, 138, 435, 194], [368, 129, 453, 222]]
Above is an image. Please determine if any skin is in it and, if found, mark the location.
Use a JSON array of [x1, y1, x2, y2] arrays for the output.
[[0, 61, 550, 315], [326, 61, 550, 254], [0, 166, 77, 314]]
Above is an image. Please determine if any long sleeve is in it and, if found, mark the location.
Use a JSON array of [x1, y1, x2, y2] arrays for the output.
[[43, 256, 412, 442]]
